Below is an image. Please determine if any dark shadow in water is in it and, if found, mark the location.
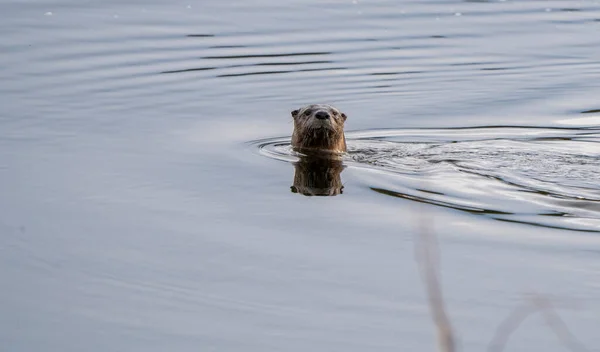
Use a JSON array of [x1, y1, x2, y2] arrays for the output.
[[450, 61, 498, 67], [162, 47, 336, 75], [493, 217, 600, 233], [204, 52, 331, 59], [209, 45, 246, 49], [291, 154, 345, 197], [187, 34, 215, 37], [581, 109, 600, 114], [371, 187, 512, 215], [218, 67, 346, 78], [161, 67, 216, 74], [254, 61, 333, 66], [372, 187, 600, 233], [369, 70, 423, 76], [160, 61, 335, 75]]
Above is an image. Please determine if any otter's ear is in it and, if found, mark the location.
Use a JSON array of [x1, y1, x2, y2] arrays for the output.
[[291, 109, 300, 118], [341, 113, 347, 121]]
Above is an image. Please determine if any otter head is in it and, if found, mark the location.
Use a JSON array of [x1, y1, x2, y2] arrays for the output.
[[290, 104, 347, 153]]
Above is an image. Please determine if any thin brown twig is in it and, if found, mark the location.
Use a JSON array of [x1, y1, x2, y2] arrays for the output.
[[487, 303, 537, 352], [416, 212, 456, 352], [488, 293, 590, 352], [532, 294, 590, 352], [414, 210, 590, 352]]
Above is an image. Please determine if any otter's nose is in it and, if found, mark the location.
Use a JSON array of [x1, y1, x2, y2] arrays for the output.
[[315, 111, 330, 120]]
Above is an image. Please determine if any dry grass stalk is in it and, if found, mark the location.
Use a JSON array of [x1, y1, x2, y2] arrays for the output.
[[416, 212, 589, 352], [488, 294, 589, 352], [416, 212, 456, 352]]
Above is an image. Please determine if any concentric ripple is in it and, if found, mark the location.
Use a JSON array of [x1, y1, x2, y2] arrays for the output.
[[254, 126, 600, 232]]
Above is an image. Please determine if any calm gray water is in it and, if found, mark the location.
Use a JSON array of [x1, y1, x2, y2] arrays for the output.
[[1, 0, 600, 351]]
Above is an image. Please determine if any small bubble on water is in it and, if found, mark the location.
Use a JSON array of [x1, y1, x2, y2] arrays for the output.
[[44, 11, 53, 16], [454, 12, 462, 16], [187, 4, 192, 9], [113, 14, 119, 18], [352, 0, 358, 4], [545, 8, 552, 12]]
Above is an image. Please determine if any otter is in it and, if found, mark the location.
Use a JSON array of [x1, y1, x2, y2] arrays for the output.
[[291, 104, 347, 153]]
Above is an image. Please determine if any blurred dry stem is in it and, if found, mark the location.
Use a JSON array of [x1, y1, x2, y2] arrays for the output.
[[488, 294, 590, 352], [416, 211, 456, 352], [415, 211, 590, 352]]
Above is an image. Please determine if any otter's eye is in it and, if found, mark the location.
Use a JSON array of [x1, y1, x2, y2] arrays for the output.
[[304, 110, 312, 116]]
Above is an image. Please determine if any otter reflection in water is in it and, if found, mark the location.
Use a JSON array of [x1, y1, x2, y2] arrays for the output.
[[291, 153, 345, 196], [289, 104, 348, 196]]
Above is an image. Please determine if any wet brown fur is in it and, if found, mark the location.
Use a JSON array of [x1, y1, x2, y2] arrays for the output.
[[291, 104, 347, 153]]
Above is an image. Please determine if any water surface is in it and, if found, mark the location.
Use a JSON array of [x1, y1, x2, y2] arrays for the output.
[[1, 0, 600, 351]]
